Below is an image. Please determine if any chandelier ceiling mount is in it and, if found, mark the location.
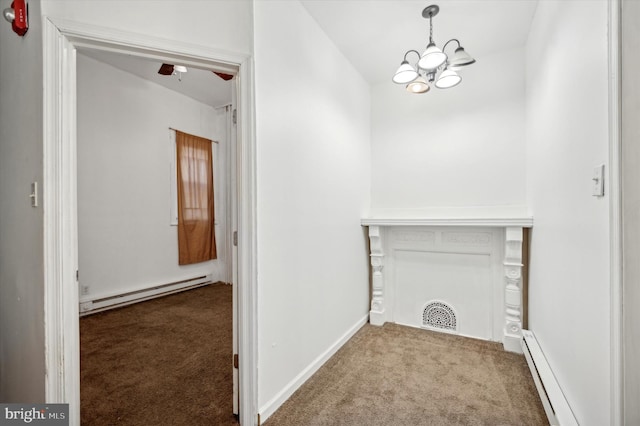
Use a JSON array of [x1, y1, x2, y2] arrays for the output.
[[422, 4, 440, 19]]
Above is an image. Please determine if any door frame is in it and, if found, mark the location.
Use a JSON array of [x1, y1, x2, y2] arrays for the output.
[[608, 0, 623, 425], [42, 17, 258, 426]]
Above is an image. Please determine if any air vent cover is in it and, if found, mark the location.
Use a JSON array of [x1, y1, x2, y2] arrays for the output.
[[422, 301, 457, 332]]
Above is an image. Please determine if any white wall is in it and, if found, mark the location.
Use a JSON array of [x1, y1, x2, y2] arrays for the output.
[[254, 0, 371, 417], [526, 2, 610, 424], [370, 47, 527, 217], [77, 54, 228, 298], [622, 0, 640, 423], [0, 0, 46, 402]]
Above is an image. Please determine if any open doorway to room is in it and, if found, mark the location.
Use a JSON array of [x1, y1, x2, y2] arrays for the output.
[[42, 19, 257, 425], [74, 49, 239, 424]]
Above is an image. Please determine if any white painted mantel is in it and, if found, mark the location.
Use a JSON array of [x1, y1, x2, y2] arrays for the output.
[[361, 216, 533, 353]]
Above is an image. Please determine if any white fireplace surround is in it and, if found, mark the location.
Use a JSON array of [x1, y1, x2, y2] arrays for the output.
[[361, 216, 533, 353]]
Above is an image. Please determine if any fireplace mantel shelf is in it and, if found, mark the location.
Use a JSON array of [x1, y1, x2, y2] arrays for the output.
[[361, 217, 533, 228]]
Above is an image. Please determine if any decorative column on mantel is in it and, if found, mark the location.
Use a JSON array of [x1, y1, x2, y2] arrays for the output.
[[368, 226, 385, 326], [503, 227, 524, 353], [361, 216, 533, 353]]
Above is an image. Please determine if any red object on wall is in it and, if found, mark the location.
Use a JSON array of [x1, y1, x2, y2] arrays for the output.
[[10, 0, 28, 36]]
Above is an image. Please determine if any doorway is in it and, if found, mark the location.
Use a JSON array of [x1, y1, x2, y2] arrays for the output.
[[42, 18, 257, 426], [74, 48, 239, 422]]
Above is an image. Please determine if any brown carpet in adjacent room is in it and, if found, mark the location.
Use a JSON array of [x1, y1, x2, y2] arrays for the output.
[[265, 323, 547, 426], [80, 283, 238, 426]]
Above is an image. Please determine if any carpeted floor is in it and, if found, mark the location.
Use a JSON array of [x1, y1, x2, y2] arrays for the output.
[[82, 285, 547, 426], [265, 323, 548, 426], [80, 283, 238, 425]]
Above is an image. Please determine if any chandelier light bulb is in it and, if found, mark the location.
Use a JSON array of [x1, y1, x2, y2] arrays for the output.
[[406, 76, 430, 94]]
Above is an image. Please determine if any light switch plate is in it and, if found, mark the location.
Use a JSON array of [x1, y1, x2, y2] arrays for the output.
[[592, 164, 605, 197], [30, 182, 38, 207]]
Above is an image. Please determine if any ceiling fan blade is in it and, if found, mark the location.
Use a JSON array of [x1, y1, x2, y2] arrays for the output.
[[214, 71, 234, 81], [158, 63, 175, 75]]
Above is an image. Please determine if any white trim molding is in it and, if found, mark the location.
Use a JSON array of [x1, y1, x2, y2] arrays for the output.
[[43, 16, 80, 420], [236, 54, 259, 426], [608, 0, 623, 424], [42, 17, 258, 426], [361, 217, 533, 228]]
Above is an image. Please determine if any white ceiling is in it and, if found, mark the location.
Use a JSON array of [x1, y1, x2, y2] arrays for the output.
[[79, 48, 233, 108], [77, 1, 537, 97], [299, 0, 539, 84]]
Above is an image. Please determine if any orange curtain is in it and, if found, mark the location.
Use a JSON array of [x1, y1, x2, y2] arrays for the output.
[[176, 130, 217, 265]]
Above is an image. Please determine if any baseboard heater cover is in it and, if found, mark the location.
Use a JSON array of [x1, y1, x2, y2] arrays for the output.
[[79, 274, 213, 315], [521, 330, 578, 426]]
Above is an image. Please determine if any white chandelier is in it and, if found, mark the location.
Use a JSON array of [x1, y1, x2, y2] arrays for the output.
[[392, 4, 476, 94]]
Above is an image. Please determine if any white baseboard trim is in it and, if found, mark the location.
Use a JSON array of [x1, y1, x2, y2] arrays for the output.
[[258, 314, 369, 422], [522, 330, 578, 426]]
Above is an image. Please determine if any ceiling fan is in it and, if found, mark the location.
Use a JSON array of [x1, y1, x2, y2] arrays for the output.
[[158, 63, 234, 81]]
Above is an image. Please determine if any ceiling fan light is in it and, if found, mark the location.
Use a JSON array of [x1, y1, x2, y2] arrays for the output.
[[449, 46, 476, 69], [418, 43, 447, 70], [435, 68, 462, 89], [406, 76, 430, 94], [392, 61, 419, 84]]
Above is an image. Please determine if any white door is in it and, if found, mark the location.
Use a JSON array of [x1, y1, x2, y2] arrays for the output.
[[230, 83, 240, 416]]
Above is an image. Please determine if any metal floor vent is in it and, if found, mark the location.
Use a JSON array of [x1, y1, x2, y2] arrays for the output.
[[422, 301, 457, 332]]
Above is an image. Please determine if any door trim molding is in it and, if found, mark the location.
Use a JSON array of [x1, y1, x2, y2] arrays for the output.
[[42, 17, 258, 425], [608, 0, 623, 424]]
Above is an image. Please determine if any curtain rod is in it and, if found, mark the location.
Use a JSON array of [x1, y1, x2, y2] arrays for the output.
[[169, 127, 219, 144]]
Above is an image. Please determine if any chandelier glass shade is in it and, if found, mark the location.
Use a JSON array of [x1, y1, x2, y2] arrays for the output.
[[407, 76, 430, 94], [393, 4, 475, 94], [392, 61, 420, 84], [434, 69, 461, 89], [449, 46, 476, 69], [418, 43, 447, 70]]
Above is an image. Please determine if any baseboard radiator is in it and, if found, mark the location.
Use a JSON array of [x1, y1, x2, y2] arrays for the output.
[[79, 274, 213, 316], [521, 330, 578, 426]]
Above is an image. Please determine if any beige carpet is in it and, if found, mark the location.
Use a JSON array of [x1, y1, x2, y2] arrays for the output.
[[265, 323, 547, 426], [81, 285, 546, 425], [80, 283, 238, 425]]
